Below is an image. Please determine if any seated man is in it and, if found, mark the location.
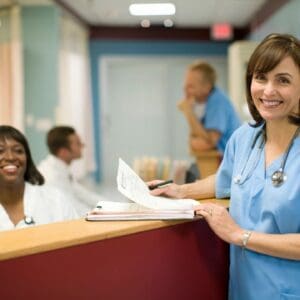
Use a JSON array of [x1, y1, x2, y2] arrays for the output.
[[38, 126, 107, 216], [178, 60, 241, 181]]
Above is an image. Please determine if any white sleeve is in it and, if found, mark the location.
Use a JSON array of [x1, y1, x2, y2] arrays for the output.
[[45, 187, 79, 221], [58, 191, 80, 220], [28, 184, 80, 224], [72, 181, 108, 207]]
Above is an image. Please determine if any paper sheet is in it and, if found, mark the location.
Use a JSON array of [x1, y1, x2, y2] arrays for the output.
[[117, 158, 198, 210]]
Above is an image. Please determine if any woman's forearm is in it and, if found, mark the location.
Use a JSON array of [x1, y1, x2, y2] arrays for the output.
[[243, 231, 300, 260], [180, 174, 216, 199]]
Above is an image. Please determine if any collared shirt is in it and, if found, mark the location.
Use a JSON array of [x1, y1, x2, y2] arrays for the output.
[[38, 155, 107, 216], [201, 87, 241, 153], [216, 123, 300, 300], [0, 182, 78, 231]]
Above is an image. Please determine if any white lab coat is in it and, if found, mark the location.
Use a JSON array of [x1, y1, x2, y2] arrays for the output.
[[38, 155, 107, 216], [0, 182, 78, 231]]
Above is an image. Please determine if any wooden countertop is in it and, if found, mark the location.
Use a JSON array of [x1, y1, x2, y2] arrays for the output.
[[0, 199, 229, 261]]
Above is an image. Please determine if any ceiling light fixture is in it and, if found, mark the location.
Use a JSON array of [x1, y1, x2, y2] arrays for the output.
[[129, 3, 176, 16], [141, 19, 151, 28], [163, 19, 174, 27]]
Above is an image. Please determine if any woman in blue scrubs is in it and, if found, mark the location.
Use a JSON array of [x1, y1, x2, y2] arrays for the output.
[[151, 34, 300, 299]]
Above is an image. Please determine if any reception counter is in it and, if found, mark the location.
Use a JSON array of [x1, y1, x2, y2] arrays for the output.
[[0, 199, 229, 300]]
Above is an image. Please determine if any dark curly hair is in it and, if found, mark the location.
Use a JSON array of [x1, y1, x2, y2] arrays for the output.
[[246, 33, 300, 126], [0, 125, 44, 185]]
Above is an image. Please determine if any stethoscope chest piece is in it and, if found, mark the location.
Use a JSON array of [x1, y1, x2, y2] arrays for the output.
[[271, 169, 287, 187], [24, 216, 35, 225]]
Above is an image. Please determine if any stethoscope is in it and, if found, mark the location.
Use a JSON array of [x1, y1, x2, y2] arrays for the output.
[[24, 216, 35, 225], [234, 126, 300, 187]]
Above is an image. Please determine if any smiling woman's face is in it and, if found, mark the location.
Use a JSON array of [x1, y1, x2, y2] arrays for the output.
[[250, 56, 300, 122], [0, 138, 27, 187]]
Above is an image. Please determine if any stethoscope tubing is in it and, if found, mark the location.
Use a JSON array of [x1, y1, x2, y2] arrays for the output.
[[234, 125, 300, 187]]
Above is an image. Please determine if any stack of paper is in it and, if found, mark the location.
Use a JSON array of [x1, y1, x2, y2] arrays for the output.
[[86, 158, 199, 221]]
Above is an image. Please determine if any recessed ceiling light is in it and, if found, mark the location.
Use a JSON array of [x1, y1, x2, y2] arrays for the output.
[[129, 3, 176, 16], [141, 19, 151, 28], [163, 19, 174, 27]]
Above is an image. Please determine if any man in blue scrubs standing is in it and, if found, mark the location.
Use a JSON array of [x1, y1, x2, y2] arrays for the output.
[[178, 61, 240, 180], [151, 34, 300, 300]]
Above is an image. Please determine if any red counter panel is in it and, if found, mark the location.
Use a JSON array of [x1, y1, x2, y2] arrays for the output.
[[0, 219, 228, 300]]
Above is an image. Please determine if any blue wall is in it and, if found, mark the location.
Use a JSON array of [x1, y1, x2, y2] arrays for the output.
[[89, 40, 230, 181], [22, 6, 60, 163]]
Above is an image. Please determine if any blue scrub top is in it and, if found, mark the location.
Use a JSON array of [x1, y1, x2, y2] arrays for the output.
[[201, 87, 241, 153], [216, 123, 300, 300]]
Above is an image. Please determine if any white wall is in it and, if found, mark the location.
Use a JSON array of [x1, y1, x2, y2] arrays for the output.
[[100, 55, 228, 182]]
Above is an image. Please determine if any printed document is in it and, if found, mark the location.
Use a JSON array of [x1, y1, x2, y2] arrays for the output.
[[86, 158, 199, 221]]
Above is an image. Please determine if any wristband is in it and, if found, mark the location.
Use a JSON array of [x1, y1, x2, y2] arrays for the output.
[[242, 230, 252, 248]]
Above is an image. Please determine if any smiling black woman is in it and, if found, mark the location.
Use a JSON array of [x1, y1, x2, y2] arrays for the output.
[[0, 125, 78, 231]]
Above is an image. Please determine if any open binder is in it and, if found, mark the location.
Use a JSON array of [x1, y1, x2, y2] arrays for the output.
[[86, 206, 195, 221], [86, 158, 199, 221]]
